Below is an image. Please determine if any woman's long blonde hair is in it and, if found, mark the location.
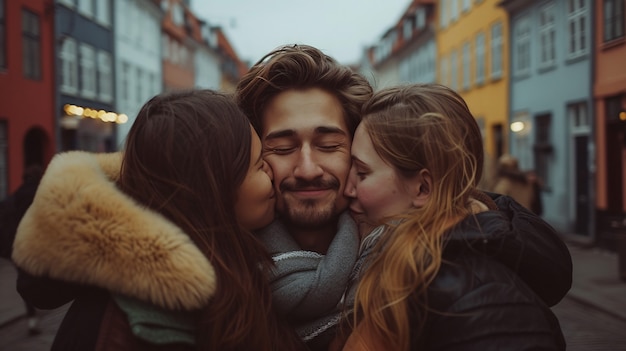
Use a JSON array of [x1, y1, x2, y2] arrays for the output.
[[352, 84, 484, 350]]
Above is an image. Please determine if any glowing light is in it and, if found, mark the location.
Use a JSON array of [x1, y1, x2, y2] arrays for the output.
[[620, 112, 626, 121], [510, 121, 525, 133], [117, 114, 128, 124], [62, 104, 127, 124]]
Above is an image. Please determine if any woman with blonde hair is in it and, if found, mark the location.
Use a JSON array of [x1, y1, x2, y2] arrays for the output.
[[338, 84, 571, 350]]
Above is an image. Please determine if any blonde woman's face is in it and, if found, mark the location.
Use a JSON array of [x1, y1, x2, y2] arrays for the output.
[[344, 124, 417, 224]]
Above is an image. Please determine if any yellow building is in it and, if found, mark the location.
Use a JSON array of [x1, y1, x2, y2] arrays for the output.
[[436, 0, 509, 189]]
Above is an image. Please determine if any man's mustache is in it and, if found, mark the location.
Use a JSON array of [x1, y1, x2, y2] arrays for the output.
[[279, 178, 340, 192]]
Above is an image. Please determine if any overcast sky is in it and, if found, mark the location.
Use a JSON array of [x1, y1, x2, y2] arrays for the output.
[[191, 0, 411, 65]]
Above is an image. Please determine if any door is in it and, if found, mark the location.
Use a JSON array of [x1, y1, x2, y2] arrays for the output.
[[574, 135, 590, 235]]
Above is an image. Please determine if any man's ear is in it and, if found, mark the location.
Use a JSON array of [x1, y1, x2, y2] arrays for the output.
[[411, 169, 432, 208]]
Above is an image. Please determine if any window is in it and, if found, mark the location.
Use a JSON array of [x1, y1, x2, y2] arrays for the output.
[[22, 9, 41, 80], [450, 0, 459, 22], [462, 41, 470, 90], [0, 0, 5, 69], [97, 51, 112, 102], [96, 0, 111, 27], [490, 22, 503, 79], [78, 0, 94, 18], [514, 16, 531, 76], [463, 0, 471, 12], [569, 102, 589, 130], [567, 0, 588, 58], [79, 44, 96, 98], [416, 8, 426, 29], [450, 49, 458, 90], [475, 32, 485, 84], [60, 38, 78, 94], [603, 0, 624, 42], [403, 18, 413, 41], [605, 94, 625, 122], [539, 3, 556, 67], [534, 114, 553, 189]]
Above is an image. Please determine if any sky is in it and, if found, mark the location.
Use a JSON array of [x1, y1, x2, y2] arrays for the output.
[[191, 0, 412, 65]]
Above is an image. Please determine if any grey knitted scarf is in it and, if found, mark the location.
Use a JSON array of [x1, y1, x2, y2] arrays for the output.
[[257, 212, 359, 343]]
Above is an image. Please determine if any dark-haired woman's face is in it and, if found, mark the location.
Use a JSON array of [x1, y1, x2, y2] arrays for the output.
[[235, 126, 276, 230]]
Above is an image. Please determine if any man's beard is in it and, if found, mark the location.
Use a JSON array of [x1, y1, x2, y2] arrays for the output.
[[278, 178, 341, 229], [283, 197, 336, 229]]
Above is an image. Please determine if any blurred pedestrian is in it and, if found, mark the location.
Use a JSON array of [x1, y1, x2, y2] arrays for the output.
[[0, 164, 43, 335], [492, 154, 543, 215]]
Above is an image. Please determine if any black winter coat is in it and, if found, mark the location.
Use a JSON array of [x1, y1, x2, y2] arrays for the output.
[[411, 194, 571, 350]]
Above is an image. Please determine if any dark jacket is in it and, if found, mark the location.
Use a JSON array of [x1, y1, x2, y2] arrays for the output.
[[412, 193, 571, 350], [13, 152, 215, 351]]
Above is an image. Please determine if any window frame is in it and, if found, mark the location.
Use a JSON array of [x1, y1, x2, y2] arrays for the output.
[[475, 32, 485, 85], [59, 38, 78, 94], [538, 2, 556, 69], [97, 50, 112, 103], [490, 21, 503, 80], [22, 9, 41, 80], [462, 41, 471, 90], [567, 0, 588, 59], [603, 0, 625, 42], [514, 16, 531, 77], [79, 43, 96, 99]]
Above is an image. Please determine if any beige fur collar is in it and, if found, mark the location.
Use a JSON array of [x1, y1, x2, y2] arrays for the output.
[[12, 151, 216, 311]]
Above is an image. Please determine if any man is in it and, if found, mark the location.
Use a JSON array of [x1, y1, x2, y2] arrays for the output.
[[235, 44, 373, 349]]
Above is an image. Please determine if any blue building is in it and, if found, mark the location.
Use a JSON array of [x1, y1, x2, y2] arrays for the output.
[[501, 0, 594, 237]]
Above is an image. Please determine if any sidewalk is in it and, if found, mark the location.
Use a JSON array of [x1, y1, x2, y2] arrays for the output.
[[2, 242, 626, 327], [565, 242, 626, 321], [0, 258, 26, 327]]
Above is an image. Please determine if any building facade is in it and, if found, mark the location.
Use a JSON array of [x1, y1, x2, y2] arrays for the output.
[[0, 0, 55, 196], [361, 0, 437, 91], [593, 0, 626, 245], [56, 0, 121, 153], [194, 20, 221, 90], [438, 0, 510, 186], [114, 0, 162, 148], [160, 0, 194, 91], [501, 0, 594, 235]]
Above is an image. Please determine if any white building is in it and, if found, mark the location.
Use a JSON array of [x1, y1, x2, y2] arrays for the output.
[[194, 21, 221, 90], [114, 0, 163, 149]]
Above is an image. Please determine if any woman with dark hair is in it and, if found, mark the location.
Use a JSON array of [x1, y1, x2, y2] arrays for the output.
[[12, 90, 304, 350], [336, 84, 571, 350]]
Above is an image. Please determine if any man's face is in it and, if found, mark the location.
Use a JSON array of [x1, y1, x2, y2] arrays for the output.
[[261, 88, 351, 228]]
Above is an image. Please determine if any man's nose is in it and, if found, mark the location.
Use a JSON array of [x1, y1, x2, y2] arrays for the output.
[[293, 145, 324, 180]]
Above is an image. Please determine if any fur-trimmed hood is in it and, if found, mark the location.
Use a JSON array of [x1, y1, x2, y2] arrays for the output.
[[12, 151, 216, 311]]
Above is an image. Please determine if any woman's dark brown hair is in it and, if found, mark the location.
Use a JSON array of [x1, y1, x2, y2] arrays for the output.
[[118, 89, 303, 350]]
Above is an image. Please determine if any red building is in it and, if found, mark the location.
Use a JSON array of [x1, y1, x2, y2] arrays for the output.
[[161, 0, 196, 91], [0, 0, 55, 197], [593, 0, 626, 243]]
